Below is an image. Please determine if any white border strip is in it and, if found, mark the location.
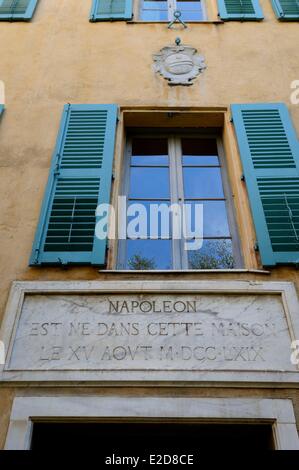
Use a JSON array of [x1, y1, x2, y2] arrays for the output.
[[4, 396, 299, 450]]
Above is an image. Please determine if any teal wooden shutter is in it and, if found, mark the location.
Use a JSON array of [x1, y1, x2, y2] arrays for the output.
[[231, 103, 299, 266], [0, 0, 38, 20], [271, 0, 299, 20], [217, 0, 263, 20], [90, 0, 133, 21], [30, 104, 118, 266]]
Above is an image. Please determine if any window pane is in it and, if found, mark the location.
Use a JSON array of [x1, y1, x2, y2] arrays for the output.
[[140, 1, 168, 21], [185, 201, 230, 237], [188, 239, 234, 269], [127, 200, 172, 238], [183, 168, 224, 199], [132, 138, 168, 166], [129, 167, 170, 199], [177, 1, 204, 21], [126, 239, 172, 269], [182, 138, 219, 166]]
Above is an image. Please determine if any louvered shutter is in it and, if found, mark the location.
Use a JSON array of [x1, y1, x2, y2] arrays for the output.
[[90, 0, 133, 21], [30, 104, 118, 266], [271, 0, 299, 20], [231, 103, 299, 266], [0, 0, 38, 20], [217, 0, 263, 20]]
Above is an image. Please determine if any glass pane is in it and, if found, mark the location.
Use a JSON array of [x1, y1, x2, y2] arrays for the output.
[[140, 1, 168, 21], [188, 239, 234, 269], [185, 200, 230, 237], [177, 1, 203, 21], [182, 138, 219, 166], [183, 168, 224, 199], [127, 200, 172, 238], [126, 239, 172, 269], [132, 138, 168, 166], [129, 167, 170, 199]]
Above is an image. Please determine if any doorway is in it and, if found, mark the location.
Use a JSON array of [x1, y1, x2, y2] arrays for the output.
[[30, 421, 274, 450]]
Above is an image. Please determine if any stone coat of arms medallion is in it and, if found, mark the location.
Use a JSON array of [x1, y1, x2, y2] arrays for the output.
[[153, 39, 206, 86]]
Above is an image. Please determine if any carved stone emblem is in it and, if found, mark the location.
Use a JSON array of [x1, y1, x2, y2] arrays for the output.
[[153, 39, 206, 86]]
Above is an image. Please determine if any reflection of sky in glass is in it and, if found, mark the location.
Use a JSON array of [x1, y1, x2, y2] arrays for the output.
[[183, 155, 219, 166], [140, 2, 167, 21], [140, 1, 203, 21], [127, 200, 172, 238], [132, 138, 168, 165], [183, 168, 224, 199], [182, 138, 218, 165], [129, 167, 170, 199], [131, 155, 168, 166], [188, 239, 234, 269], [177, 2, 203, 21], [124, 136, 234, 270], [126, 239, 172, 269], [185, 201, 230, 237]]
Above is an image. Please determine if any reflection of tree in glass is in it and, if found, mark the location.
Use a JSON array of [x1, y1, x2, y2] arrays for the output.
[[189, 240, 234, 269], [128, 253, 157, 270]]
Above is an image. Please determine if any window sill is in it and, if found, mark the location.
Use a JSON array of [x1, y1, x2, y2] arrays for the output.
[[99, 269, 270, 274], [126, 20, 224, 24]]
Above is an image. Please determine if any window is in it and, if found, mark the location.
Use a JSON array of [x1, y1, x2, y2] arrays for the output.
[[139, 0, 205, 21], [217, 0, 263, 20], [90, 0, 133, 21], [118, 134, 242, 270], [271, 0, 299, 21], [0, 0, 39, 21]]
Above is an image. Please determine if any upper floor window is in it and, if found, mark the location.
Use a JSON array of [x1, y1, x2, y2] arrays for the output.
[[139, 0, 206, 21], [0, 0, 38, 21], [30, 104, 299, 270], [118, 133, 242, 270]]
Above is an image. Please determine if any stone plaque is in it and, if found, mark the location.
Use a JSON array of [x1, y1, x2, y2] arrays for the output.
[[1, 281, 299, 385]]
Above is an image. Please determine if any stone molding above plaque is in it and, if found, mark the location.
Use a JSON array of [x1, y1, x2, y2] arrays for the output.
[[153, 39, 206, 86], [1, 280, 299, 386]]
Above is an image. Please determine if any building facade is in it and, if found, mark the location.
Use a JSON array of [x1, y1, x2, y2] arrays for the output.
[[0, 0, 299, 451]]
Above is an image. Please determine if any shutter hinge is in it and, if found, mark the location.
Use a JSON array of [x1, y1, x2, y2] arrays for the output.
[[254, 242, 259, 252], [105, 242, 110, 265], [58, 258, 68, 269], [54, 154, 61, 175], [33, 248, 40, 264], [240, 174, 245, 181], [230, 116, 233, 123], [112, 170, 115, 180]]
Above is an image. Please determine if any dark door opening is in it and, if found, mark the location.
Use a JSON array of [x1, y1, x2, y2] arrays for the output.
[[31, 421, 275, 450]]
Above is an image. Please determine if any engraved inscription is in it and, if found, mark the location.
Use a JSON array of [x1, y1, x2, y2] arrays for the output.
[[6, 293, 295, 372]]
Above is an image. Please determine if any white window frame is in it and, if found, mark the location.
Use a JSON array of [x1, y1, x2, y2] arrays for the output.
[[4, 396, 299, 450], [117, 133, 243, 270], [138, 0, 207, 22]]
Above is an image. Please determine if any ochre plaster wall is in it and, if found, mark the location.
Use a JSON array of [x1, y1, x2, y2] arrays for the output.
[[0, 0, 298, 449]]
